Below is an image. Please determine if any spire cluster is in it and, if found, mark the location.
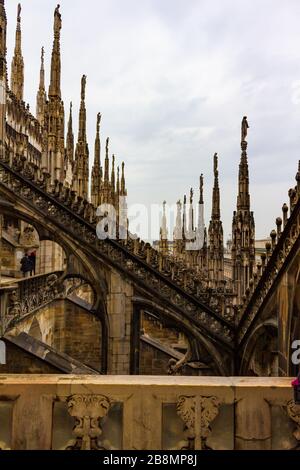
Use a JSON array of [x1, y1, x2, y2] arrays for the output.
[[5, 3, 127, 208]]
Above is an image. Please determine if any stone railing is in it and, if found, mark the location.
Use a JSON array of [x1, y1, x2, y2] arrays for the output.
[[0, 157, 235, 346], [0, 375, 299, 450], [0, 271, 64, 333]]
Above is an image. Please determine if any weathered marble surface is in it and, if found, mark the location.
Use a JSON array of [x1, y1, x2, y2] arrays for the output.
[[0, 375, 298, 450]]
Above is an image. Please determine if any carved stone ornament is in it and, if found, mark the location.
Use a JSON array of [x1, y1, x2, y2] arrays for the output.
[[286, 399, 300, 442], [18, 225, 39, 248], [65, 394, 111, 450], [167, 341, 192, 376], [7, 290, 21, 317], [176, 395, 220, 449], [4, 272, 66, 332]]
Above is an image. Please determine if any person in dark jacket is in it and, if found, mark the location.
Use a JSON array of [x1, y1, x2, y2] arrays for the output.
[[20, 253, 33, 278], [29, 251, 36, 276]]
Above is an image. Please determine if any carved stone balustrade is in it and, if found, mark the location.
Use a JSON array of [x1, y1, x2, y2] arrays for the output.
[[0, 376, 299, 450], [0, 271, 64, 332]]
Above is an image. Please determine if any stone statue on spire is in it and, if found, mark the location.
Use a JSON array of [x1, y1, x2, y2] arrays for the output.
[[17, 3, 21, 22], [54, 5, 62, 34], [97, 112, 101, 132], [81, 74, 86, 100], [199, 174, 204, 204], [241, 116, 249, 142], [214, 153, 218, 177], [190, 188, 193, 204]]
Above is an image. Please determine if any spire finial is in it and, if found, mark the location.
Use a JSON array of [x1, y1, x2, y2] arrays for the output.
[[199, 174, 204, 204], [81, 74, 86, 101], [49, 4, 62, 97], [68, 101, 73, 128], [214, 152, 218, 177], [11, 1, 24, 100], [160, 200, 168, 243], [77, 75, 87, 142], [104, 138, 110, 184], [117, 166, 120, 194], [106, 137, 109, 158], [93, 112, 101, 169], [66, 100, 74, 164], [54, 5, 61, 35], [17, 3, 21, 23], [97, 112, 101, 133], [39, 46, 45, 87], [121, 161, 126, 195], [111, 154, 115, 192], [36, 46, 46, 124], [211, 152, 220, 219]]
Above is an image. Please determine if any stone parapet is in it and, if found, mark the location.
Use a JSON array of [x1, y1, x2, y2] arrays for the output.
[[0, 375, 298, 450]]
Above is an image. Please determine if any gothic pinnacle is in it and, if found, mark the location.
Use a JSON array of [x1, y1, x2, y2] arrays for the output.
[[97, 112, 101, 134], [94, 112, 101, 167], [66, 101, 74, 163], [117, 166, 120, 194], [237, 117, 250, 211], [182, 194, 187, 240], [212, 153, 220, 219], [40, 47, 45, 85], [49, 4, 62, 98], [199, 174, 204, 204], [160, 200, 168, 240], [121, 161, 126, 195], [188, 188, 194, 234], [68, 102, 73, 128], [81, 74, 86, 101], [111, 154, 116, 191], [104, 137, 110, 183], [36, 46, 47, 125], [78, 75, 87, 142], [11, 2, 24, 100], [190, 187, 193, 204], [232, 116, 255, 301]]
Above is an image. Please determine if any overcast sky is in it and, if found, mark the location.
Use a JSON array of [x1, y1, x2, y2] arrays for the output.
[[5, 0, 300, 241]]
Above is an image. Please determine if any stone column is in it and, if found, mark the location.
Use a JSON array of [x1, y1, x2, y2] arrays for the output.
[[107, 271, 133, 374]]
